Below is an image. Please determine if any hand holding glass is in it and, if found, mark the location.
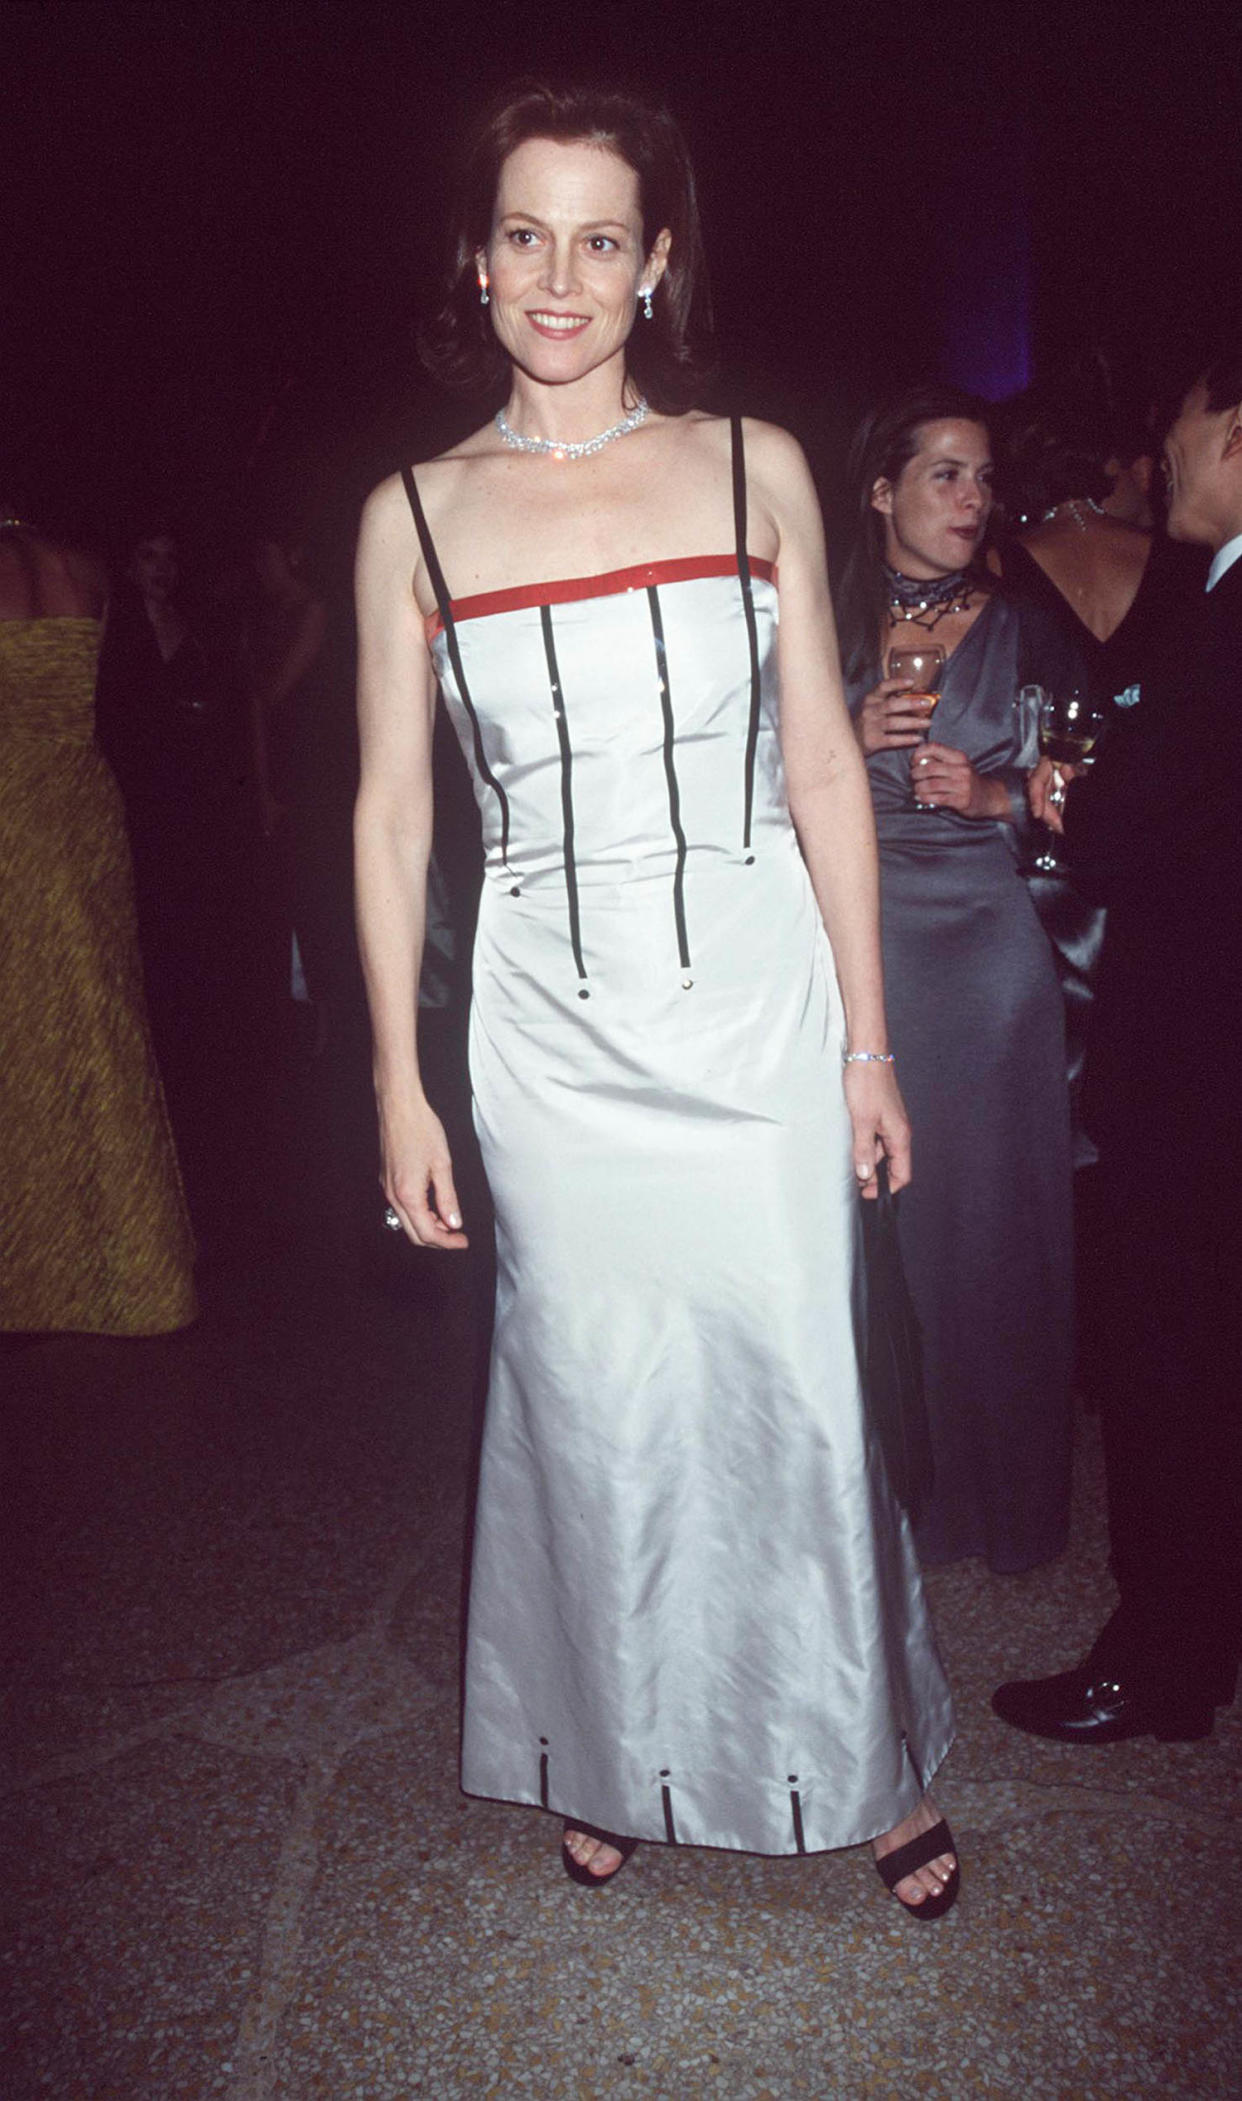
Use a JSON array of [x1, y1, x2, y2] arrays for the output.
[[1028, 689, 1105, 871], [888, 646, 945, 809], [1038, 690, 1104, 769]]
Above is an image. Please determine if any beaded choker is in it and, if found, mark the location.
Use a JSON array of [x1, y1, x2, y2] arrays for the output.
[[885, 563, 975, 631], [495, 396, 649, 462]]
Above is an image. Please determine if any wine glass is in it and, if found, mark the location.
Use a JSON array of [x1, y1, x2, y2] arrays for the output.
[[1030, 688, 1106, 872], [888, 645, 945, 810]]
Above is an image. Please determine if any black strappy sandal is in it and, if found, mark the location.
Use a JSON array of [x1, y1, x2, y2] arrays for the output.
[[874, 1816, 960, 1920], [561, 1820, 640, 1887]]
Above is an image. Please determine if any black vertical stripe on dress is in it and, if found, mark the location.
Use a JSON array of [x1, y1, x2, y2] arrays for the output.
[[400, 465, 512, 869], [660, 1781, 678, 1844], [539, 605, 588, 990], [646, 587, 692, 972], [789, 1787, 807, 1855], [730, 415, 763, 852]]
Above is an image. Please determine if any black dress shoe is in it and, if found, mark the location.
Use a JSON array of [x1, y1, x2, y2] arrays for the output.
[[991, 1664, 1216, 1745]]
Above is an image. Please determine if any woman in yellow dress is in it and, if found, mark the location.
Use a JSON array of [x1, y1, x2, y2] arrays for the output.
[[0, 509, 196, 1335]]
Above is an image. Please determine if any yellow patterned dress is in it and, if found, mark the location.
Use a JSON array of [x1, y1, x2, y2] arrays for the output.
[[0, 618, 197, 1333]]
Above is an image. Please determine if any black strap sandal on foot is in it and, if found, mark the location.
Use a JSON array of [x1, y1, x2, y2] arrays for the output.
[[561, 1819, 640, 1887], [874, 1816, 960, 1920]]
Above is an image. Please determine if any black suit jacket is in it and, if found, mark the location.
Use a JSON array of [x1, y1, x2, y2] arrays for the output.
[[1066, 555, 1242, 1185]]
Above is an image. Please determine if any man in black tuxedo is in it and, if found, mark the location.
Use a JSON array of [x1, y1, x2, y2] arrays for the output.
[[993, 349, 1242, 1743]]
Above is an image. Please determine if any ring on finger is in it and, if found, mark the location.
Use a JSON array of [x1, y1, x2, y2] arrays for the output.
[[383, 1204, 403, 1232]]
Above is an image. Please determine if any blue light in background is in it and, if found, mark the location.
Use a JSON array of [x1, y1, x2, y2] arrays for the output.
[[933, 141, 1033, 400]]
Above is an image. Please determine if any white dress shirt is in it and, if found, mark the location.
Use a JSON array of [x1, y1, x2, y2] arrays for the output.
[[1206, 531, 1242, 591]]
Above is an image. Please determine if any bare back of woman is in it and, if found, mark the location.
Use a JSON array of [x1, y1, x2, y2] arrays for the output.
[[1017, 509, 1151, 645]]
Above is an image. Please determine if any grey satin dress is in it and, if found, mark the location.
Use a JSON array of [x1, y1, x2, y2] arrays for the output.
[[404, 430, 953, 1855], [848, 593, 1075, 1573]]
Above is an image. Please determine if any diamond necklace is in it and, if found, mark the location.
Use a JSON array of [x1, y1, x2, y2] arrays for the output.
[[1041, 497, 1107, 532], [494, 395, 649, 462]]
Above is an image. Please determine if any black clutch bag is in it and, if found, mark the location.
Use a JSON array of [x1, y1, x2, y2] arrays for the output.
[[860, 1157, 934, 1525]]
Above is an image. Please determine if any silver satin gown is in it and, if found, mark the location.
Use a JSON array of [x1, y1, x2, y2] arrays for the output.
[[406, 431, 953, 1854], [847, 595, 1076, 1576]]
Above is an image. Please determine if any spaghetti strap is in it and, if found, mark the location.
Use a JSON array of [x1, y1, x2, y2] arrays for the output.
[[401, 465, 454, 631], [731, 416, 763, 850], [730, 415, 752, 591], [400, 464, 512, 869]]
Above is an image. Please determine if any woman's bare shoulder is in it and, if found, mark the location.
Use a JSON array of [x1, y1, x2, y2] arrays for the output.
[[740, 421, 819, 517], [738, 415, 808, 460], [667, 410, 806, 465], [360, 470, 410, 523], [666, 414, 816, 522], [361, 429, 498, 533]]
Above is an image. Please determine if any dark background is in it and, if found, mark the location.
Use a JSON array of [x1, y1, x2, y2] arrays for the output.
[[5, 0, 1240, 555]]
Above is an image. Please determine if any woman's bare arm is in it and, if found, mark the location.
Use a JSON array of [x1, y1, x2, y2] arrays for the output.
[[748, 421, 911, 1193], [354, 475, 466, 1248]]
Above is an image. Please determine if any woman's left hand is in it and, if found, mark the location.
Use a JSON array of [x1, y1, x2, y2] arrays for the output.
[[909, 741, 1008, 818], [844, 1061, 912, 1198]]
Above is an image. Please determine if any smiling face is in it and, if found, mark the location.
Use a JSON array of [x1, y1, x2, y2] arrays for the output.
[[480, 136, 669, 391], [872, 419, 994, 577], [1163, 381, 1242, 547]]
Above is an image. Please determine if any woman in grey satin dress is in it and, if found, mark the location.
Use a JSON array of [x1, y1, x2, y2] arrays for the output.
[[354, 87, 958, 1914], [837, 388, 1078, 1574]]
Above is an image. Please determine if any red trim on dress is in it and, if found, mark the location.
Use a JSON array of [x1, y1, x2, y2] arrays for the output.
[[424, 554, 776, 640]]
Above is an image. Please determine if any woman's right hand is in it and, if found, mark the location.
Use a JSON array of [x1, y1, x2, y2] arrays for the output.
[[380, 1098, 468, 1250], [855, 678, 937, 754]]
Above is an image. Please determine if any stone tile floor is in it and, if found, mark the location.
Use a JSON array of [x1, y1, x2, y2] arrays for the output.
[[3, 1193, 1239, 2099]]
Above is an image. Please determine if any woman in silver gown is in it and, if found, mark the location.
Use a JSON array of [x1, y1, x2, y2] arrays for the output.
[[354, 85, 957, 1914], [837, 389, 1079, 1574]]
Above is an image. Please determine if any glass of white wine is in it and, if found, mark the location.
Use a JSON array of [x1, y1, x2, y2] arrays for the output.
[[888, 645, 945, 810], [1032, 689, 1105, 872]]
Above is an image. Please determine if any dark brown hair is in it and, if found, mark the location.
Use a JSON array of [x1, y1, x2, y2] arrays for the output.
[[998, 405, 1116, 524], [834, 385, 991, 682], [1199, 348, 1242, 415], [419, 79, 713, 412]]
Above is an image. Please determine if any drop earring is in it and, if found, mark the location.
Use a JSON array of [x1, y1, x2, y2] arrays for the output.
[[478, 275, 490, 308], [640, 287, 653, 322]]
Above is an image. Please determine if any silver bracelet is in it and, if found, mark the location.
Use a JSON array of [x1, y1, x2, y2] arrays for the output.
[[843, 1050, 895, 1066]]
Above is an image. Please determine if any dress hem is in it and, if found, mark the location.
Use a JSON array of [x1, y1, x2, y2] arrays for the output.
[[460, 1728, 956, 1859]]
